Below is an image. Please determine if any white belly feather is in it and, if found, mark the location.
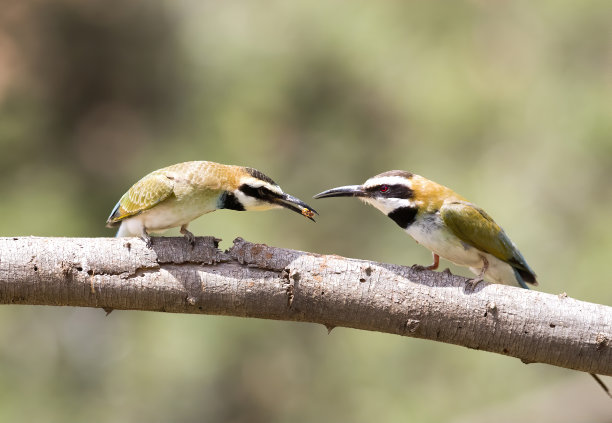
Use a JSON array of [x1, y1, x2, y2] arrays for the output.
[[116, 195, 219, 237], [406, 213, 519, 286]]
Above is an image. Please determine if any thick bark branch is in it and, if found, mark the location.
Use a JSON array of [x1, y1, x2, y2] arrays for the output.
[[1, 236, 610, 376]]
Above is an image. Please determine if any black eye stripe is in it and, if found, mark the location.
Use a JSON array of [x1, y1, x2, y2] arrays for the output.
[[262, 187, 283, 199], [239, 185, 258, 198], [366, 184, 413, 198], [239, 184, 282, 199]]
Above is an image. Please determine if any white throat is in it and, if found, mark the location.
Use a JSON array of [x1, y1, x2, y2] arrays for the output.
[[362, 197, 416, 215]]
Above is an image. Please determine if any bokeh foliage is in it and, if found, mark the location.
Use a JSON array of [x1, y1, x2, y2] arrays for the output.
[[0, 0, 611, 421]]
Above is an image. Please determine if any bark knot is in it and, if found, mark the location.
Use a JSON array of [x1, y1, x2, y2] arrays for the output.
[[281, 268, 295, 308], [404, 319, 420, 334], [596, 333, 609, 351], [484, 301, 498, 318]]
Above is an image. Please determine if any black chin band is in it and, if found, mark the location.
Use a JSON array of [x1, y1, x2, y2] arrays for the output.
[[387, 206, 418, 229]]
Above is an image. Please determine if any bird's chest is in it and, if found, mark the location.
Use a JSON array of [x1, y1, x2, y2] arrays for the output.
[[141, 190, 219, 230], [405, 213, 482, 266]]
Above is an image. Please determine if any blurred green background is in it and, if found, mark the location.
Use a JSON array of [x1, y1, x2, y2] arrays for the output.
[[1, 0, 611, 421]]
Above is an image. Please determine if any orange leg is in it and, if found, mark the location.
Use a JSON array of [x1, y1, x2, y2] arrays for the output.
[[412, 253, 440, 271]]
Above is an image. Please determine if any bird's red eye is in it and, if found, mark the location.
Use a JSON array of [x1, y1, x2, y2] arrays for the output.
[[380, 185, 389, 193]]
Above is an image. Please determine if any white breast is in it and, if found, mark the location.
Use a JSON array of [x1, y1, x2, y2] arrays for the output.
[[405, 212, 521, 286], [140, 196, 218, 232], [405, 213, 484, 268]]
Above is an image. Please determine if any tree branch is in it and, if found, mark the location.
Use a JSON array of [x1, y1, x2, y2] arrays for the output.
[[1, 236, 610, 376]]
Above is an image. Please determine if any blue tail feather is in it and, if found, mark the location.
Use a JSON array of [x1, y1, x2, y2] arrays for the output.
[[108, 200, 121, 222], [513, 268, 530, 289]]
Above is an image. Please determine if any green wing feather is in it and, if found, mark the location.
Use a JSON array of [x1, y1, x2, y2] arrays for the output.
[[106, 172, 175, 226], [440, 201, 535, 279]]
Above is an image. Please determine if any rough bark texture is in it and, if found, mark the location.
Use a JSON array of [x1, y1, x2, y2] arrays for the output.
[[1, 236, 611, 376]]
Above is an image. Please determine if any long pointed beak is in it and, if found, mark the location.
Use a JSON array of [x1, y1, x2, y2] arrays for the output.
[[277, 193, 319, 222], [313, 185, 366, 199]]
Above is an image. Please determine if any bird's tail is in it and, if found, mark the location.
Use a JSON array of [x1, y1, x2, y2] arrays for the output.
[[513, 267, 537, 290], [106, 200, 122, 228]]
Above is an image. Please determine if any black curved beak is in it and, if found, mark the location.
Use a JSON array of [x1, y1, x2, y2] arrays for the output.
[[313, 185, 366, 199], [277, 193, 318, 222]]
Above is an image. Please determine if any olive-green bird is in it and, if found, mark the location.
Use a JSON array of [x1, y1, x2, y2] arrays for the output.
[[107, 161, 317, 245], [314, 170, 537, 289]]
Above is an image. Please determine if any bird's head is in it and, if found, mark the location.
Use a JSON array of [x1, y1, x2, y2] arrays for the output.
[[314, 170, 418, 227], [223, 167, 318, 221]]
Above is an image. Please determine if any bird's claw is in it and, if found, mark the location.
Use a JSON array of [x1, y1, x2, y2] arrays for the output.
[[179, 224, 196, 247], [184, 232, 196, 247], [181, 229, 196, 247], [412, 253, 439, 272], [142, 234, 152, 248], [467, 277, 484, 289], [411, 263, 437, 272]]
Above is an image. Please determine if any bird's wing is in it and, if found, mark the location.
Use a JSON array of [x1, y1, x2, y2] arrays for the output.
[[106, 172, 175, 225], [440, 201, 535, 277]]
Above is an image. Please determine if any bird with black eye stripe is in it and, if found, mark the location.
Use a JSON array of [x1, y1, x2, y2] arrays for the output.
[[107, 161, 317, 246], [314, 170, 537, 289]]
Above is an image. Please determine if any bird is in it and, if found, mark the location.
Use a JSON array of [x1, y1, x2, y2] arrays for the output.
[[314, 170, 537, 289], [106, 161, 317, 246]]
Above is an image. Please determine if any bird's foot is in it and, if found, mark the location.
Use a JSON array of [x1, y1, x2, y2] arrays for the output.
[[142, 234, 152, 248], [466, 255, 488, 290], [180, 225, 196, 247], [412, 264, 437, 272], [412, 253, 439, 272], [183, 232, 196, 247], [467, 276, 484, 289]]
